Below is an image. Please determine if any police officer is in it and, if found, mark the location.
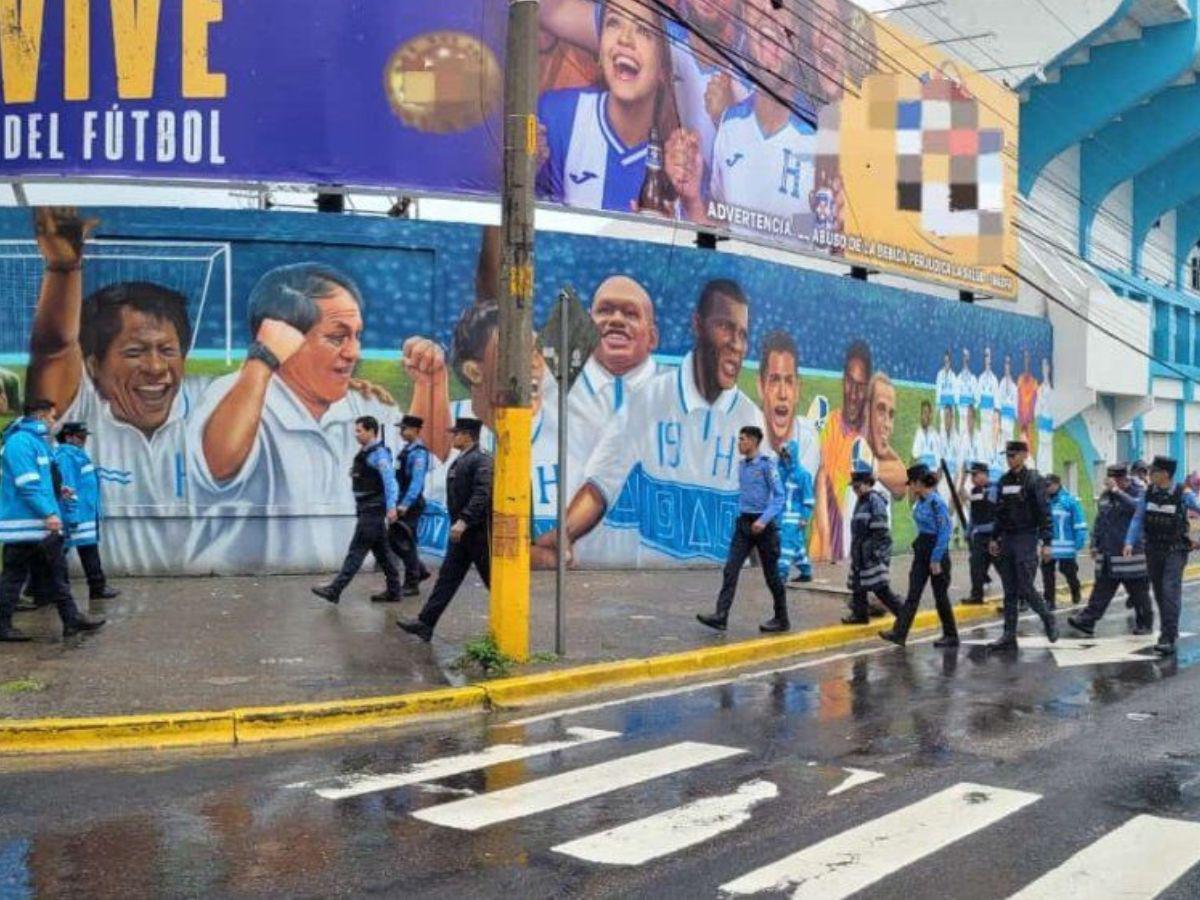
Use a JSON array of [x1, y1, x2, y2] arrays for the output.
[[987, 439, 1058, 651], [1123, 455, 1200, 656], [1042, 473, 1087, 609], [1068, 463, 1152, 637], [385, 414, 432, 599], [55, 422, 119, 601], [961, 461, 997, 605], [399, 417, 493, 642], [880, 463, 958, 648], [698, 426, 790, 634], [842, 464, 902, 625], [312, 416, 402, 604], [1, 399, 104, 641]]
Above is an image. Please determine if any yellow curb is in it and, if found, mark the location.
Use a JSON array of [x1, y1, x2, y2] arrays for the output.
[[2, 565, 1197, 756]]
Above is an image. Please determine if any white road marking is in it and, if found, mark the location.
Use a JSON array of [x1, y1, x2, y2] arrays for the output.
[[827, 767, 884, 797], [293, 726, 619, 800], [962, 632, 1195, 667], [552, 779, 778, 866], [1008, 814, 1200, 899], [412, 741, 746, 831], [721, 782, 1041, 898]]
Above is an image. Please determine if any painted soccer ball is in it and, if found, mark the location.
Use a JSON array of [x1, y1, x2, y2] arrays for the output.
[[807, 394, 830, 431], [384, 31, 502, 134]]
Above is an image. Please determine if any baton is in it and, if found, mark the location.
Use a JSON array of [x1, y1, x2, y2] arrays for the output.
[[941, 459, 970, 533]]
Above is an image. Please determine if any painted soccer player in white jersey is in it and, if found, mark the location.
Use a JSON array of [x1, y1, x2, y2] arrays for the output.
[[911, 399, 941, 471], [974, 345, 999, 456], [955, 346, 977, 431], [536, 0, 678, 213], [539, 0, 749, 186], [667, 0, 818, 242], [24, 207, 211, 575], [541, 278, 763, 567], [1035, 356, 1054, 473]]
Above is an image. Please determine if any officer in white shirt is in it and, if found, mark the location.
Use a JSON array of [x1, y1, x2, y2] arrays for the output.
[[24, 207, 209, 575], [542, 279, 764, 567], [186, 264, 402, 573]]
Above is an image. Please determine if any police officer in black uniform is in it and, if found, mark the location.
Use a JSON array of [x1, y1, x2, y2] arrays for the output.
[[842, 465, 902, 625], [987, 439, 1059, 651], [385, 414, 432, 599], [1068, 463, 1152, 636], [312, 416, 402, 604], [1123, 455, 1200, 656], [398, 417, 493, 643], [961, 461, 997, 605]]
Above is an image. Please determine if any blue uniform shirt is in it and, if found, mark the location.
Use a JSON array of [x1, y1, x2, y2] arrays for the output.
[[913, 490, 953, 563], [398, 439, 429, 510], [364, 440, 400, 512], [1125, 484, 1200, 546], [738, 453, 785, 526]]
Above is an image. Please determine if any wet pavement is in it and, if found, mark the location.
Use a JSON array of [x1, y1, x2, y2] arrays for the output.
[[0, 548, 1058, 719], [0, 587, 1197, 898]]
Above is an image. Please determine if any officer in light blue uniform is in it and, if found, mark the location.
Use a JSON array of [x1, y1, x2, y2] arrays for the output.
[[776, 440, 815, 584], [1, 400, 103, 642], [55, 422, 119, 602], [1041, 473, 1086, 609]]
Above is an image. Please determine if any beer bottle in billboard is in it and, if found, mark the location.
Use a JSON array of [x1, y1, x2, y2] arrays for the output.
[[638, 128, 672, 218]]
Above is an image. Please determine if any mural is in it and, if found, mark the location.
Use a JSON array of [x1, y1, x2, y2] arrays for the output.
[[0, 208, 1071, 576]]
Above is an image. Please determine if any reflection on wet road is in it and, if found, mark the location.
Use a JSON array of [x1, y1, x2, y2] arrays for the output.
[[3, 593, 1200, 898]]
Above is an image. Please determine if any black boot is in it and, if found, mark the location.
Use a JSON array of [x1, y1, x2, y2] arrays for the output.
[[311, 584, 340, 604], [89, 586, 120, 600], [1067, 615, 1094, 637], [696, 613, 727, 632], [0, 624, 32, 642], [986, 634, 1018, 651], [397, 618, 433, 642], [759, 618, 790, 633], [62, 613, 106, 638], [370, 591, 402, 603]]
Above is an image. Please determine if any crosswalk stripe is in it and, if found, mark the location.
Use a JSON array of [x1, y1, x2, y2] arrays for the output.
[[552, 779, 778, 866], [300, 727, 620, 800], [1008, 814, 1200, 899], [721, 782, 1040, 898], [412, 741, 746, 832]]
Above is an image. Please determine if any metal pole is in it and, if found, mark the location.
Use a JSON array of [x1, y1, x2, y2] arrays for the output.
[[555, 296, 568, 656], [490, 0, 539, 663]]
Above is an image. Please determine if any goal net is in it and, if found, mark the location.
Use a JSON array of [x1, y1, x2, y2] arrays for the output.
[[0, 239, 232, 360]]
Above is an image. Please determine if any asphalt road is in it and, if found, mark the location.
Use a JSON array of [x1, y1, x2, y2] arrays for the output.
[[2, 591, 1200, 899]]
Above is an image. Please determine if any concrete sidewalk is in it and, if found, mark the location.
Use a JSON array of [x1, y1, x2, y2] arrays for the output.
[[0, 547, 1095, 722]]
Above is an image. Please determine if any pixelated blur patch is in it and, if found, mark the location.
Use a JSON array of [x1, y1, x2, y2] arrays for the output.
[[384, 31, 502, 134]]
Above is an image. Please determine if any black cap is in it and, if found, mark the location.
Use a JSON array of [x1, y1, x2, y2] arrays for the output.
[[1005, 440, 1028, 454], [1106, 464, 1128, 478], [1132, 459, 1149, 474], [1151, 455, 1177, 477], [449, 416, 483, 436], [58, 422, 89, 438], [851, 469, 875, 486], [906, 463, 930, 484], [969, 461, 990, 475], [1045, 473, 1061, 485], [399, 415, 424, 429]]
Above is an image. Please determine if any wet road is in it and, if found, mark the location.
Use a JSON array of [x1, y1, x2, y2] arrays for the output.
[[3, 592, 1200, 898]]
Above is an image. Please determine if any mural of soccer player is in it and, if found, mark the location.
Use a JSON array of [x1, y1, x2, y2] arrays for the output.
[[1035, 356, 1054, 473], [1017, 347, 1038, 446], [24, 207, 207, 574], [956, 347, 976, 430], [975, 345, 999, 457], [536, 0, 679, 214], [912, 398, 940, 470], [812, 340, 872, 563], [539, 0, 749, 184], [865, 372, 905, 498], [998, 351, 1018, 441], [185, 264, 402, 572], [540, 278, 763, 566]]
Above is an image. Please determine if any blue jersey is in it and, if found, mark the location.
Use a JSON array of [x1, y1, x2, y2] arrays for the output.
[[537, 89, 647, 213], [56, 442, 102, 547], [0, 417, 61, 544], [1048, 488, 1087, 559]]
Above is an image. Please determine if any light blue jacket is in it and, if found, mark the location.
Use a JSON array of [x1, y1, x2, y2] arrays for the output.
[[0, 417, 61, 544], [1049, 488, 1088, 559], [55, 442, 101, 547]]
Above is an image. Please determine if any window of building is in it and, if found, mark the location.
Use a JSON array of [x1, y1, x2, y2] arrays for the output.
[[1176, 306, 1190, 363], [1117, 429, 1134, 464], [1191, 254, 1200, 292], [1154, 301, 1171, 361]]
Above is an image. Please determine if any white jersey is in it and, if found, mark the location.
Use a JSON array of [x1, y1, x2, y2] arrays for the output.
[[666, 20, 751, 188], [185, 373, 401, 573], [938, 426, 962, 476], [567, 354, 662, 567], [961, 431, 989, 469], [911, 425, 941, 470], [60, 373, 210, 575], [998, 376, 1018, 423], [956, 368, 977, 410], [975, 368, 999, 414], [582, 350, 763, 566], [1035, 383, 1054, 473], [935, 368, 956, 408], [781, 415, 820, 481], [709, 96, 816, 242]]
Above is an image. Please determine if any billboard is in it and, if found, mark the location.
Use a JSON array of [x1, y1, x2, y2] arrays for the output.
[[0, 208, 1074, 577], [0, 1, 1018, 297]]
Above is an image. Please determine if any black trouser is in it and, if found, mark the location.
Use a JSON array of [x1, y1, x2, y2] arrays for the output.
[[968, 533, 997, 601], [74, 543, 109, 597], [418, 528, 490, 630], [1040, 557, 1081, 608], [1147, 546, 1186, 645], [715, 515, 788, 622], [849, 584, 902, 620], [388, 501, 429, 587], [892, 535, 956, 642], [0, 541, 81, 629], [1076, 558, 1152, 631], [996, 531, 1054, 639], [329, 509, 401, 598]]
